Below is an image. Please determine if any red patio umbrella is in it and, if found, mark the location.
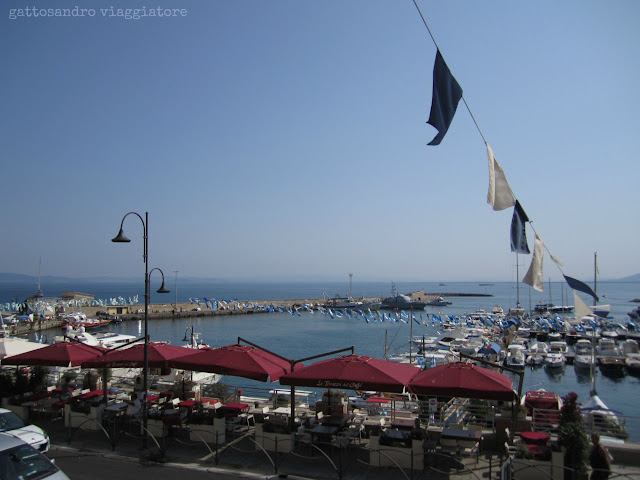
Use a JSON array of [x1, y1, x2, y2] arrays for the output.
[[2, 341, 108, 367], [81, 342, 190, 369], [168, 344, 300, 382], [278, 354, 420, 393], [408, 361, 516, 401]]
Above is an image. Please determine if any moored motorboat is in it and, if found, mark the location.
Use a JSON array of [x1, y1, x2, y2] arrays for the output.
[[544, 352, 566, 370], [504, 344, 526, 370], [625, 353, 640, 376], [426, 296, 452, 307], [599, 356, 626, 377], [526, 354, 544, 366], [574, 339, 595, 371]]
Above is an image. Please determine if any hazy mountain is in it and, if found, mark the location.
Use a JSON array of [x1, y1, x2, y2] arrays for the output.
[[619, 273, 640, 282]]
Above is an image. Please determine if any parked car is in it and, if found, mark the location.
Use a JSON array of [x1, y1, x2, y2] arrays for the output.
[[0, 433, 69, 480], [0, 408, 49, 452]]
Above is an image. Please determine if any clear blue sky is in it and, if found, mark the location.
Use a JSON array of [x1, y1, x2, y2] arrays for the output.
[[2, 0, 639, 283]]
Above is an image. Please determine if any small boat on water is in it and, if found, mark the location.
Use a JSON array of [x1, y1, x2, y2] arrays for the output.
[[504, 344, 526, 370], [53, 326, 138, 349], [544, 352, 566, 370], [581, 394, 627, 439], [526, 354, 544, 366], [625, 353, 640, 376], [426, 296, 452, 307], [574, 339, 596, 370], [59, 312, 110, 330]]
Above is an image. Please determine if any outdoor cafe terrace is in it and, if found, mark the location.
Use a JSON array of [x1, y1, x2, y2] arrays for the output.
[[2, 342, 640, 479]]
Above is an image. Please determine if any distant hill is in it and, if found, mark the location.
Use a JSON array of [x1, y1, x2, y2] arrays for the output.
[[619, 273, 640, 282], [1, 271, 639, 284]]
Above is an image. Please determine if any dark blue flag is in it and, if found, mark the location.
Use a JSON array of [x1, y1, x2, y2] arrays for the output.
[[510, 200, 530, 254], [427, 50, 463, 146], [563, 275, 599, 302]]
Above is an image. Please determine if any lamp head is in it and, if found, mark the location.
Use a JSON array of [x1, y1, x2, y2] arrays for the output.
[[111, 228, 131, 243], [156, 281, 170, 294]]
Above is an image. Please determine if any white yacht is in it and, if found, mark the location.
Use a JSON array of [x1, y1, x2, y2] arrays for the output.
[[544, 352, 566, 370], [574, 339, 595, 370], [549, 340, 569, 355], [597, 337, 620, 356], [528, 341, 549, 354], [53, 326, 138, 349], [504, 344, 526, 370]]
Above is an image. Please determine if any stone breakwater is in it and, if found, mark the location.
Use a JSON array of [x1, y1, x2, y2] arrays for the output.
[[9, 292, 491, 335]]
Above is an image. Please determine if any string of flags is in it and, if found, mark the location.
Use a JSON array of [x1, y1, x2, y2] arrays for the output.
[[418, 3, 598, 313]]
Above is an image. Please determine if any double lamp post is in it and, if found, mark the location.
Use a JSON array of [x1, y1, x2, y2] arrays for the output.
[[112, 211, 170, 447]]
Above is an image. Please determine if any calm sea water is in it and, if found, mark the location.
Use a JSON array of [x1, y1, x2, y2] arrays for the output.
[[4, 279, 640, 438]]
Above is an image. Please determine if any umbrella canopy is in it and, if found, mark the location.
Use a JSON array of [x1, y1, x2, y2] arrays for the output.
[[81, 342, 190, 369], [0, 338, 48, 360], [278, 354, 420, 393], [169, 344, 298, 382], [408, 361, 516, 401], [2, 341, 107, 367]]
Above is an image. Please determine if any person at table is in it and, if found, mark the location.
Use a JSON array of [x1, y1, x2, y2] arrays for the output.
[[410, 418, 426, 440], [124, 392, 141, 419], [133, 376, 144, 397], [589, 434, 611, 480], [61, 378, 71, 400]]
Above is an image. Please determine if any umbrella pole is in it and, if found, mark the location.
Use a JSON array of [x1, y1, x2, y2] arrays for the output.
[[290, 385, 295, 432], [102, 369, 108, 406], [289, 360, 296, 433]]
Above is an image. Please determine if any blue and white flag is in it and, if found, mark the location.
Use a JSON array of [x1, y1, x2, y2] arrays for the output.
[[427, 49, 463, 146], [486, 143, 516, 211], [523, 233, 544, 292], [564, 275, 599, 302], [510, 200, 530, 254]]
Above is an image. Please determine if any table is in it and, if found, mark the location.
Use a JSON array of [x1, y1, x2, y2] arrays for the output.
[[219, 403, 249, 417], [321, 414, 350, 428], [383, 428, 411, 441], [311, 425, 338, 442], [391, 418, 416, 430], [520, 431, 550, 446], [78, 390, 104, 400], [105, 402, 127, 412], [441, 428, 482, 442], [441, 428, 482, 457], [271, 407, 291, 416]]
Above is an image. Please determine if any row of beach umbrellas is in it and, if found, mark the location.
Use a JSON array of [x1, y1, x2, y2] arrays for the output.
[[0, 341, 516, 401]]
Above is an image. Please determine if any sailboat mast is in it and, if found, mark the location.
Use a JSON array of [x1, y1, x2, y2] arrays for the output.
[[348, 273, 353, 299], [409, 307, 413, 363], [516, 253, 520, 307], [593, 252, 598, 307]]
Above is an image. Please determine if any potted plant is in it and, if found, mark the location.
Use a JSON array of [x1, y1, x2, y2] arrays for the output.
[[322, 389, 347, 405], [558, 392, 589, 480]]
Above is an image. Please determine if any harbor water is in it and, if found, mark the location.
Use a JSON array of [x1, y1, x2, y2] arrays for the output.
[[4, 279, 640, 438]]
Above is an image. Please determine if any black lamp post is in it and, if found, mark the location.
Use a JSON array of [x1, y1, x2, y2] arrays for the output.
[[112, 211, 169, 447], [182, 325, 194, 346]]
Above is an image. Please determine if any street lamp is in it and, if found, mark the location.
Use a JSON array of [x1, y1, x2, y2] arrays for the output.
[[112, 211, 169, 448]]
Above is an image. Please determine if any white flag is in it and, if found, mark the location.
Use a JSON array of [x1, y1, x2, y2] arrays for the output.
[[523, 234, 544, 292], [486, 143, 516, 211], [573, 290, 594, 320]]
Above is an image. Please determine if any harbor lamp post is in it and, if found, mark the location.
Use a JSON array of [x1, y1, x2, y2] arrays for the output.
[[111, 211, 170, 447]]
